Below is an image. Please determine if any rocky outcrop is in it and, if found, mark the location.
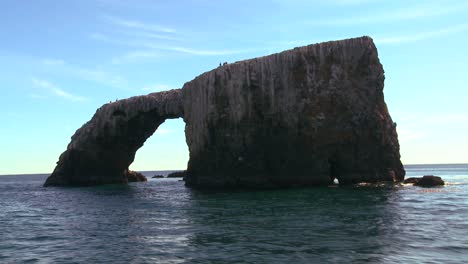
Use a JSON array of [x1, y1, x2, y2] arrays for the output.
[[124, 170, 147, 182], [167, 171, 187, 178], [413, 175, 445, 187], [183, 36, 404, 188], [44, 36, 405, 188], [403, 175, 445, 186], [44, 90, 183, 186]]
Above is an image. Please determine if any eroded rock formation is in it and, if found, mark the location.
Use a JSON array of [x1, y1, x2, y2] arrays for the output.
[[124, 170, 147, 183], [44, 36, 405, 188], [44, 90, 183, 186], [408, 175, 445, 187], [167, 171, 187, 178]]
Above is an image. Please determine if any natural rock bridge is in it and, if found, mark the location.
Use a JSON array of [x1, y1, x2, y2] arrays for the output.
[[44, 36, 405, 188]]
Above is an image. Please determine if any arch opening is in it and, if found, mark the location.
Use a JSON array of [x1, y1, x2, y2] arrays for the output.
[[129, 118, 189, 175]]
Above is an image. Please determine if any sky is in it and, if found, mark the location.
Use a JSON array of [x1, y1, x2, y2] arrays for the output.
[[0, 0, 467, 174]]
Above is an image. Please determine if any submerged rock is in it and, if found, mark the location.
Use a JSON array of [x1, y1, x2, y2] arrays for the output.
[[152, 175, 164, 178], [44, 36, 405, 188], [414, 175, 445, 187]]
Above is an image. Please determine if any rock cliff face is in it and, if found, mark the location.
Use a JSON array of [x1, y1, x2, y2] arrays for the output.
[[183, 36, 404, 188], [44, 36, 405, 188]]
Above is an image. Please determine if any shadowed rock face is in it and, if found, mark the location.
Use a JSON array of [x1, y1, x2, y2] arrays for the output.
[[44, 90, 183, 186], [44, 36, 405, 188]]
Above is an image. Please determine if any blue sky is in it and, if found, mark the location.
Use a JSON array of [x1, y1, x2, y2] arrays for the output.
[[1, 0, 467, 174]]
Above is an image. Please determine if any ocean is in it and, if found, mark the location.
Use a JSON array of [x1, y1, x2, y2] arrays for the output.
[[1, 164, 467, 263]]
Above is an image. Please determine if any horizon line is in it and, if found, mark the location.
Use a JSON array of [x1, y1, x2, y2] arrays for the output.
[[1, 163, 467, 176]]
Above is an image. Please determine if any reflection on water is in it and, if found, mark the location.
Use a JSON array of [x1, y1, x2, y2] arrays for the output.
[[0, 166, 467, 263]]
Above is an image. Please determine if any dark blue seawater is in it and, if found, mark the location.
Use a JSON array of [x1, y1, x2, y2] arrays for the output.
[[1, 165, 467, 263]]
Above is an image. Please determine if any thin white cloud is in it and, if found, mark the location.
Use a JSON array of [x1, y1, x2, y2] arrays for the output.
[[40, 58, 129, 90], [140, 41, 258, 56], [32, 78, 53, 89], [111, 50, 161, 64], [29, 93, 48, 99], [328, 0, 382, 5], [120, 30, 181, 41], [163, 46, 249, 56], [76, 68, 127, 88], [274, 0, 384, 6], [51, 87, 87, 102], [92, 32, 253, 60], [376, 23, 468, 44], [91, 12, 261, 63], [142, 84, 174, 92], [102, 15, 176, 33], [32, 78, 87, 102], [90, 33, 111, 41], [310, 2, 468, 26], [42, 59, 65, 66]]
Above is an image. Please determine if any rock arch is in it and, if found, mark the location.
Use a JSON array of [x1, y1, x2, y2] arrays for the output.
[[44, 36, 405, 188], [44, 90, 183, 186]]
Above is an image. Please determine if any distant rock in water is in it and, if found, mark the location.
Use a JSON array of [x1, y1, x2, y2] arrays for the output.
[[167, 171, 186, 178], [44, 36, 405, 188], [124, 170, 147, 182], [413, 175, 445, 187], [152, 175, 164, 179]]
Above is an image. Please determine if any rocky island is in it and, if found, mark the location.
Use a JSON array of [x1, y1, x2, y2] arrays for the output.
[[44, 36, 405, 188]]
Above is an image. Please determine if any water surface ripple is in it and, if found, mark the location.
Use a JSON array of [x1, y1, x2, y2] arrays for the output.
[[1, 165, 467, 263]]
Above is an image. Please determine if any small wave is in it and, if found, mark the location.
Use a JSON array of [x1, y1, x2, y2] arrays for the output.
[[444, 182, 468, 186]]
